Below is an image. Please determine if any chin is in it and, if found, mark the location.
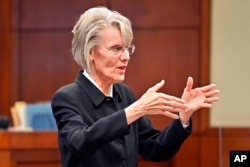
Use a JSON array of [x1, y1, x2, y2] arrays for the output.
[[114, 75, 125, 83]]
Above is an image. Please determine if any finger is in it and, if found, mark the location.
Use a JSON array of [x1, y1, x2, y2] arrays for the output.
[[158, 93, 185, 103], [147, 80, 165, 93], [162, 105, 187, 113], [201, 103, 212, 108], [164, 101, 188, 111], [201, 84, 217, 92], [206, 97, 220, 103], [205, 89, 220, 97], [185, 76, 193, 92], [160, 111, 179, 119]]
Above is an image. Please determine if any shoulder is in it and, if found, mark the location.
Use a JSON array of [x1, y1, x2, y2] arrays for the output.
[[52, 82, 82, 102], [55, 82, 79, 95]]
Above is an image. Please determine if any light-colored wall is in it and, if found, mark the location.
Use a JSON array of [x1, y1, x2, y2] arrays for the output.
[[210, 0, 250, 127]]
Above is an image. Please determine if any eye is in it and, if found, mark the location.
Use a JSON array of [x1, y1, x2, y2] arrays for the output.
[[110, 45, 123, 52]]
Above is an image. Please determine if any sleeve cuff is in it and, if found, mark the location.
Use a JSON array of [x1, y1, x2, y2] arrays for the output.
[[181, 121, 190, 129]]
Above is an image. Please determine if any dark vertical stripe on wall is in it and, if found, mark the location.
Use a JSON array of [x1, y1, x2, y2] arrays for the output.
[[0, 0, 11, 116]]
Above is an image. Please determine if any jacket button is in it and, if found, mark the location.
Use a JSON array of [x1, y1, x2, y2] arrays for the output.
[[106, 97, 112, 101]]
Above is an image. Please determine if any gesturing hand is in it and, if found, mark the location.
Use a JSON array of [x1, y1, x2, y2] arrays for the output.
[[180, 77, 220, 124], [135, 80, 188, 119]]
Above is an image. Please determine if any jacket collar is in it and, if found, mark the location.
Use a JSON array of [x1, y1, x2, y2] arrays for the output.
[[75, 71, 122, 107]]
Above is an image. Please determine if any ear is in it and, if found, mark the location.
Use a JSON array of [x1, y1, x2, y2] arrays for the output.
[[89, 48, 95, 62]]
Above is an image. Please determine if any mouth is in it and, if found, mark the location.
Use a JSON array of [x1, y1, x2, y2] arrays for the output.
[[118, 66, 127, 72]]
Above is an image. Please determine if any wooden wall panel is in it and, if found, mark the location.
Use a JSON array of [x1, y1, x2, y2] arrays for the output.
[[0, 151, 11, 167], [10, 0, 109, 103], [19, 32, 79, 101], [201, 129, 250, 167], [111, 0, 199, 27], [138, 159, 172, 167], [0, 0, 11, 115], [0, 132, 60, 167], [125, 30, 199, 97], [173, 135, 199, 167], [20, 0, 107, 29], [12, 150, 60, 161]]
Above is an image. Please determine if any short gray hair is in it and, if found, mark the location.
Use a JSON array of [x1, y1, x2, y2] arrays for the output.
[[71, 6, 133, 73]]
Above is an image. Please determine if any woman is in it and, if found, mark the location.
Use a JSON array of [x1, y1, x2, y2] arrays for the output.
[[52, 6, 219, 167]]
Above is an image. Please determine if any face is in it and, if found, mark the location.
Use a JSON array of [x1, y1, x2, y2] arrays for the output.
[[90, 26, 131, 85]]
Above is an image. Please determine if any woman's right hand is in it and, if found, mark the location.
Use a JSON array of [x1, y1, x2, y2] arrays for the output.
[[125, 80, 187, 124]]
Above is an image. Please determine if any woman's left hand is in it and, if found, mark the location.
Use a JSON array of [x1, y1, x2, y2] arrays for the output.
[[179, 77, 220, 124]]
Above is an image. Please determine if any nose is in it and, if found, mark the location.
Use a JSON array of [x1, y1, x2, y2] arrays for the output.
[[120, 49, 130, 60]]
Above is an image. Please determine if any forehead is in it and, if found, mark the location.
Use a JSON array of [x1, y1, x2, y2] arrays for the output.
[[98, 26, 124, 45]]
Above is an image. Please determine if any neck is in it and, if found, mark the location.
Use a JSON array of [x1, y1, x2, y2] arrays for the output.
[[96, 82, 112, 97], [83, 70, 112, 97]]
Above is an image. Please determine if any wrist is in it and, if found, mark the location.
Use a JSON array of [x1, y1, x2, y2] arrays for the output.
[[179, 112, 191, 125], [124, 103, 145, 125], [181, 121, 189, 128]]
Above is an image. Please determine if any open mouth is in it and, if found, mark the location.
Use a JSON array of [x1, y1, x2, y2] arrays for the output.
[[118, 66, 127, 72]]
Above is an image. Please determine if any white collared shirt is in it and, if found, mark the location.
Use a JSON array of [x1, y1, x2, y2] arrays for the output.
[[83, 70, 113, 97]]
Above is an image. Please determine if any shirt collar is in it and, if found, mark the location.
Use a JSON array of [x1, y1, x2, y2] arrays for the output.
[[75, 71, 122, 107], [83, 70, 113, 97]]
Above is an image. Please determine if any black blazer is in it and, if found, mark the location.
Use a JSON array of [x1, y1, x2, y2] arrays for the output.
[[51, 71, 192, 167]]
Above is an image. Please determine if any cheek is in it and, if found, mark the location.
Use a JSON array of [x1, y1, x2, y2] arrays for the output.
[[95, 57, 119, 71], [106, 59, 118, 68], [102, 57, 118, 68]]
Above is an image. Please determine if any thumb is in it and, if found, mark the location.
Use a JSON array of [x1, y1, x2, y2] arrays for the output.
[[185, 76, 193, 92], [148, 80, 165, 93]]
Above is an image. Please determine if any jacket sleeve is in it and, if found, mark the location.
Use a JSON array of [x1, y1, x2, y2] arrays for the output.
[[138, 116, 192, 161]]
